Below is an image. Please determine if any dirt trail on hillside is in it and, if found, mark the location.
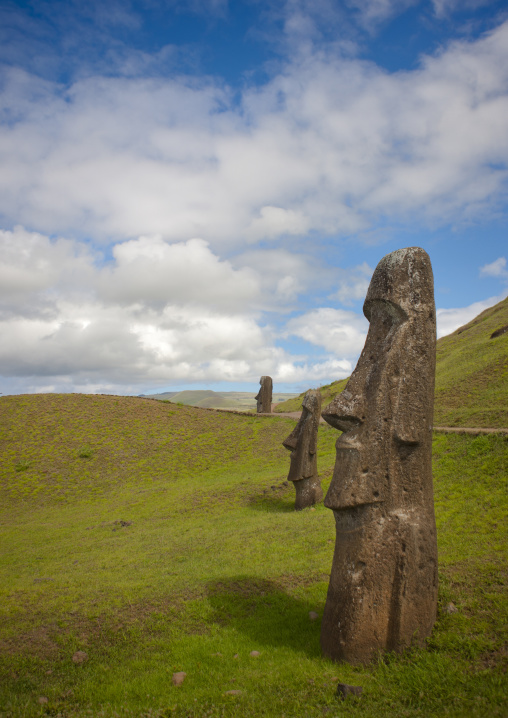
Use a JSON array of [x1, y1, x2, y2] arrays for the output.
[[258, 411, 508, 434], [217, 407, 508, 434]]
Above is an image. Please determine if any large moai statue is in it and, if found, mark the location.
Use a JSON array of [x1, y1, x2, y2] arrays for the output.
[[255, 376, 273, 413], [320, 247, 438, 665], [282, 389, 323, 510]]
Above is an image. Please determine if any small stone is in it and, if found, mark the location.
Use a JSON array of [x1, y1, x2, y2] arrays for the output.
[[225, 690, 242, 695], [172, 671, 187, 686], [46, 670, 53, 675], [38, 697, 48, 705], [309, 611, 319, 621], [250, 650, 260, 657], [336, 683, 363, 699], [445, 602, 458, 614], [233, 654, 239, 659], [72, 651, 88, 664]]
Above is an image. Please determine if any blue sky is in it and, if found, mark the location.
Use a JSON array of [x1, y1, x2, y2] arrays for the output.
[[0, 0, 507, 396]]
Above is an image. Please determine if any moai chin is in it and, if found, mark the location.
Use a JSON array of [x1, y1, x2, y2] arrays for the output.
[[255, 376, 273, 413], [320, 247, 438, 665], [282, 389, 323, 510]]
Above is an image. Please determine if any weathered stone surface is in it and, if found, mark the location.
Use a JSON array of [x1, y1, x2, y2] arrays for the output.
[[321, 247, 438, 665], [255, 376, 273, 413], [282, 389, 323, 509]]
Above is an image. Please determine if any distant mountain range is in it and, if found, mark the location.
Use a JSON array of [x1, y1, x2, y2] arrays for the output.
[[139, 389, 299, 411]]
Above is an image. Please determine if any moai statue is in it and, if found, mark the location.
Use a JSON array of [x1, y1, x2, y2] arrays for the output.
[[320, 247, 438, 665], [255, 376, 273, 413], [282, 390, 323, 510]]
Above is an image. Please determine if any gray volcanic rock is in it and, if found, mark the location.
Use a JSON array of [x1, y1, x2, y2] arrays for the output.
[[321, 247, 438, 664], [282, 389, 323, 509], [255, 376, 273, 413]]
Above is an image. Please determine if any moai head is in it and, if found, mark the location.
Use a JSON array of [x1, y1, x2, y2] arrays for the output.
[[320, 247, 438, 664], [255, 376, 273, 413], [322, 246, 436, 513], [282, 389, 323, 509], [283, 390, 321, 482]]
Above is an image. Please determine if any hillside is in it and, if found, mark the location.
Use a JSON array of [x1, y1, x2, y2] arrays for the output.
[[145, 390, 299, 411], [276, 296, 508, 427], [0, 392, 506, 717], [434, 296, 508, 427]]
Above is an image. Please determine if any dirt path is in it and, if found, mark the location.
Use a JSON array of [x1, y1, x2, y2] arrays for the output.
[[433, 426, 508, 435], [262, 412, 508, 434], [217, 407, 508, 434]]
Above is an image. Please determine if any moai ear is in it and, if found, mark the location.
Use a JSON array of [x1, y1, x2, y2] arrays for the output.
[[391, 348, 426, 447], [393, 380, 422, 446]]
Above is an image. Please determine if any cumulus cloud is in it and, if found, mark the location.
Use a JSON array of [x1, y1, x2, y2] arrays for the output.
[[436, 293, 508, 337], [346, 0, 418, 30], [285, 307, 369, 357], [480, 256, 508, 279], [431, 0, 495, 19], [98, 235, 260, 310], [329, 262, 373, 306], [0, 225, 358, 393], [1, 20, 508, 244]]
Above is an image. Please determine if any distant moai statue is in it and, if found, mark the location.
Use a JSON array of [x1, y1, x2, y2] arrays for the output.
[[282, 389, 323, 510], [320, 247, 438, 665], [255, 376, 273, 413]]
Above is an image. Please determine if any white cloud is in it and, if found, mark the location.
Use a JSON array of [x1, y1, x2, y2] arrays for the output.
[[285, 307, 369, 357], [346, 0, 418, 29], [245, 206, 310, 241], [98, 235, 260, 310], [274, 357, 353, 383], [436, 293, 508, 337], [329, 262, 373, 306], [480, 256, 508, 279], [0, 225, 354, 393], [1, 21, 508, 245], [431, 0, 494, 19]]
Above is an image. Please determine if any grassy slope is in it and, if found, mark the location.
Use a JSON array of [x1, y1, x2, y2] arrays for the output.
[[276, 297, 508, 427], [273, 379, 348, 413], [434, 296, 508, 427], [157, 392, 298, 411], [0, 393, 507, 717]]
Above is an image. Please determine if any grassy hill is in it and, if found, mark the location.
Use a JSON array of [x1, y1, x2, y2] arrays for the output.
[[145, 390, 299, 411], [434, 296, 508, 427], [276, 296, 508, 427], [0, 393, 506, 717]]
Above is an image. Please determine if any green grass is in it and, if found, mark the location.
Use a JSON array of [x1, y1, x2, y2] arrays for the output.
[[434, 297, 508, 428], [149, 391, 298, 411], [276, 296, 508, 428], [0, 394, 507, 717], [274, 379, 348, 414]]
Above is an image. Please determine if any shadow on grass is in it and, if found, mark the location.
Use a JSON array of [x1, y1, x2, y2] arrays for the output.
[[206, 576, 324, 657], [247, 492, 296, 513]]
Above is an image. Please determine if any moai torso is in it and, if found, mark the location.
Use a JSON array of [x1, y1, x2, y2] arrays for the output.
[[321, 247, 438, 664], [282, 389, 323, 509], [255, 376, 273, 413]]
